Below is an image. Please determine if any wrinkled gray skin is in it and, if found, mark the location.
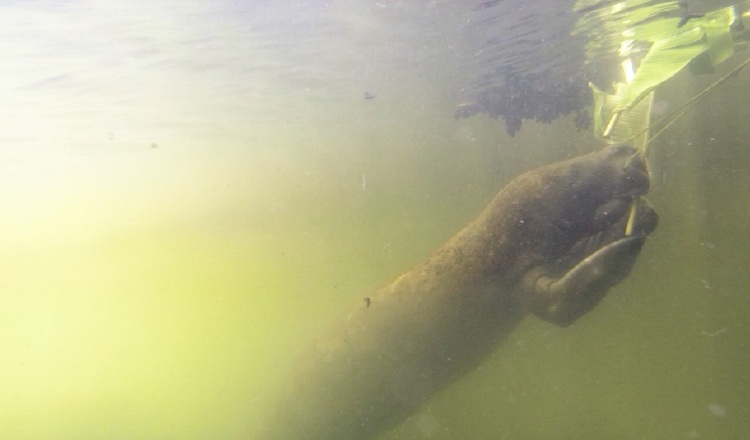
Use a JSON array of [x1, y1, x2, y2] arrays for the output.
[[260, 144, 658, 440]]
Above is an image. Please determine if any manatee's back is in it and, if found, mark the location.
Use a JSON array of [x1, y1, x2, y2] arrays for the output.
[[257, 246, 525, 440]]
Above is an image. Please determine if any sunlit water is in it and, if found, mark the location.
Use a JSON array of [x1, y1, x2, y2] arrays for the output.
[[2, 1, 750, 439]]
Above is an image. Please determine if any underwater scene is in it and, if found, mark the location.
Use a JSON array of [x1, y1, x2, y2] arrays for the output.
[[1, 1, 749, 439]]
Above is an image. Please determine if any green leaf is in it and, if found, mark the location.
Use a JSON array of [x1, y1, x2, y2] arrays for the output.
[[614, 26, 709, 113], [586, 5, 738, 139], [591, 82, 653, 147]]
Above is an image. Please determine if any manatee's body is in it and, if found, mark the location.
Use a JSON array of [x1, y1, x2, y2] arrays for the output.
[[260, 144, 657, 440]]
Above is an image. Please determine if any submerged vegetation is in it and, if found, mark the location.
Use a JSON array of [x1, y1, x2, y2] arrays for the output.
[[453, 69, 590, 136], [580, 2, 749, 149], [460, 0, 749, 140]]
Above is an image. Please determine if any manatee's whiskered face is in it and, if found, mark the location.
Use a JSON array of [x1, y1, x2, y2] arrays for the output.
[[547, 144, 650, 248], [556, 144, 653, 259], [511, 144, 658, 326], [475, 143, 655, 288], [609, 145, 651, 199]]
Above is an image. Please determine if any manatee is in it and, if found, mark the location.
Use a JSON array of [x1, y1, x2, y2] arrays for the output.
[[259, 143, 658, 440]]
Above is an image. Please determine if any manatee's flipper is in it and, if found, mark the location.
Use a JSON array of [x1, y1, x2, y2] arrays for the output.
[[525, 197, 658, 327]]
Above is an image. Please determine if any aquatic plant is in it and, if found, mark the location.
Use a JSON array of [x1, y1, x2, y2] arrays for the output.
[[583, 4, 745, 149]]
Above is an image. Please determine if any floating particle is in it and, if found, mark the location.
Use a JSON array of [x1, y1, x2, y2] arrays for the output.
[[708, 403, 726, 417]]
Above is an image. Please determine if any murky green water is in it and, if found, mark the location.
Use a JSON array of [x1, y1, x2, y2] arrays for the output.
[[1, 1, 749, 439]]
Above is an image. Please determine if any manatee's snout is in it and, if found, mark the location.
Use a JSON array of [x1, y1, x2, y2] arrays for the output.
[[610, 144, 650, 199], [580, 144, 650, 235], [522, 145, 657, 327]]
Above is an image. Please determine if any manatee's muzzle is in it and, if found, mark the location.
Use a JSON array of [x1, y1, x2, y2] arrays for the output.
[[616, 147, 651, 198]]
